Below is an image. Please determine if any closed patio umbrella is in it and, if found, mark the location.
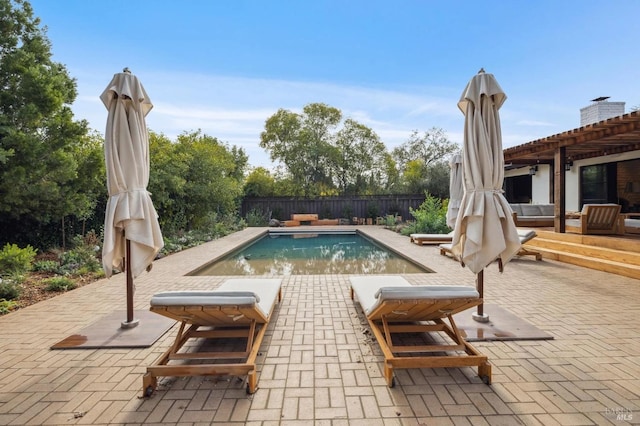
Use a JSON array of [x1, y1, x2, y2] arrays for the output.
[[446, 153, 463, 229], [101, 69, 163, 328], [450, 69, 520, 322]]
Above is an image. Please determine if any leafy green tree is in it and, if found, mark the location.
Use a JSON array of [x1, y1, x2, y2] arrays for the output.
[[244, 167, 276, 197], [260, 103, 341, 196], [392, 128, 458, 168], [148, 131, 188, 232], [403, 159, 426, 193], [423, 161, 450, 199], [333, 119, 389, 195], [392, 128, 459, 196], [0, 0, 94, 248], [65, 130, 106, 238], [260, 103, 396, 196], [150, 130, 245, 232]]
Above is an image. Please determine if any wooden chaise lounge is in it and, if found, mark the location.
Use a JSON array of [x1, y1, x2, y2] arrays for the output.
[[142, 278, 282, 396], [439, 229, 541, 261], [350, 276, 491, 387]]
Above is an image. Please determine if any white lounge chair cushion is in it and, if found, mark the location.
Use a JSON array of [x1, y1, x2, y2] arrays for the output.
[[517, 230, 537, 244], [374, 286, 479, 300], [410, 231, 454, 240], [151, 291, 259, 306], [351, 276, 411, 315], [350, 276, 478, 315], [151, 278, 282, 318], [218, 279, 281, 317]]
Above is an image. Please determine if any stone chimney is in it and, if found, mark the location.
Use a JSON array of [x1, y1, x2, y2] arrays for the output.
[[580, 97, 625, 126]]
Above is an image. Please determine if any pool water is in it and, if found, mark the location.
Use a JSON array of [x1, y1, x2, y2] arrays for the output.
[[192, 231, 430, 275]]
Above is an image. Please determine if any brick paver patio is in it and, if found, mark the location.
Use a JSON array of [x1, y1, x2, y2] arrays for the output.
[[1, 226, 638, 425]]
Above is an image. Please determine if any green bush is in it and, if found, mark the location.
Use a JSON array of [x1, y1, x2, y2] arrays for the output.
[[56, 235, 102, 276], [33, 260, 61, 273], [0, 280, 21, 300], [160, 213, 246, 256], [246, 208, 269, 227], [0, 299, 18, 315], [58, 248, 100, 275], [366, 202, 380, 219], [401, 194, 451, 236], [0, 243, 37, 277], [44, 276, 77, 292]]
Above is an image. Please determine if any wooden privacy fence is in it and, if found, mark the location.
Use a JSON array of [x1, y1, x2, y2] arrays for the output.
[[241, 195, 426, 222]]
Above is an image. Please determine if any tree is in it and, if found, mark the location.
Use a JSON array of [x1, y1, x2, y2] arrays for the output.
[[0, 0, 93, 248], [148, 130, 246, 232], [333, 119, 389, 195], [392, 128, 459, 195], [392, 128, 459, 170], [148, 131, 188, 232], [260, 103, 395, 196], [243, 167, 276, 197], [260, 103, 341, 196]]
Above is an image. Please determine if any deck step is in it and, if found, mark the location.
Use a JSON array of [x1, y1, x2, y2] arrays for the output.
[[525, 238, 640, 266], [529, 246, 640, 280], [519, 229, 640, 280]]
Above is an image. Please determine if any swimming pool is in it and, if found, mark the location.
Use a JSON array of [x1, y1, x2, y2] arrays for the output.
[[191, 230, 431, 275]]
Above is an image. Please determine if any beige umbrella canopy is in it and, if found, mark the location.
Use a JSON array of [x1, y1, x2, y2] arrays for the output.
[[451, 69, 520, 322], [446, 153, 463, 229], [100, 69, 164, 328]]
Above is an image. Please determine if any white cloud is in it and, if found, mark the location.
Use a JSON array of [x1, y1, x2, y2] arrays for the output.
[[71, 70, 560, 168]]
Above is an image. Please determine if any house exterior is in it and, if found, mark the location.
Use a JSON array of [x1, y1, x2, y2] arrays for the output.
[[503, 100, 640, 218]]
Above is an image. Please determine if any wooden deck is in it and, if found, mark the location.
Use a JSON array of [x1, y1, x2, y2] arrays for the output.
[[521, 228, 640, 280]]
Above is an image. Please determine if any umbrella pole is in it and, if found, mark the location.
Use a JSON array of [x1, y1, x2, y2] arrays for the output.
[[472, 269, 490, 323], [122, 239, 139, 329]]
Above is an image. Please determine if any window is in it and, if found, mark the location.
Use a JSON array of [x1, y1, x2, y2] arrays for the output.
[[580, 164, 616, 206]]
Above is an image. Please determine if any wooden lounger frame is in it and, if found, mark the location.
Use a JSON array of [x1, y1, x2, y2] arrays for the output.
[[350, 287, 491, 387], [142, 288, 282, 396]]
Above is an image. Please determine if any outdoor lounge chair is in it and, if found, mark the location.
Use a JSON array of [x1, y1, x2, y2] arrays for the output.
[[439, 229, 541, 261], [565, 203, 623, 235], [409, 230, 454, 245], [142, 278, 282, 396], [350, 276, 491, 387]]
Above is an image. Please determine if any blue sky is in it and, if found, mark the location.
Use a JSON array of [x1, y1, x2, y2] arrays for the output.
[[29, 0, 640, 169]]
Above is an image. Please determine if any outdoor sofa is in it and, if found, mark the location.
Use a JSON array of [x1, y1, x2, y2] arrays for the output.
[[510, 203, 555, 227]]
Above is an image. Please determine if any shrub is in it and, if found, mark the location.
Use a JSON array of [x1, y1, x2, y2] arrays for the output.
[[33, 260, 61, 273], [44, 276, 77, 292], [0, 299, 18, 315], [0, 280, 21, 300], [57, 236, 102, 276], [401, 193, 451, 236], [366, 202, 380, 219], [246, 208, 269, 227], [383, 215, 399, 227], [0, 243, 37, 277]]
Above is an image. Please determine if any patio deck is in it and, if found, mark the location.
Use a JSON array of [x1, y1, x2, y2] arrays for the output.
[[1, 226, 638, 425]]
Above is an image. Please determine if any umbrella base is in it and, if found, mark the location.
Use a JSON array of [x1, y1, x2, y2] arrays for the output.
[[121, 319, 140, 329], [472, 312, 490, 323]]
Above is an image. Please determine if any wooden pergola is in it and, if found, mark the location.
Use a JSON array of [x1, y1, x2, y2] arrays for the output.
[[503, 110, 640, 232]]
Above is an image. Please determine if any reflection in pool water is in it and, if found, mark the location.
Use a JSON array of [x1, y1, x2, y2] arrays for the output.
[[192, 232, 430, 275]]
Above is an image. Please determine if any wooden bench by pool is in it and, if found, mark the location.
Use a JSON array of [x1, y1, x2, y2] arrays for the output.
[[283, 214, 340, 227], [284, 214, 318, 226], [291, 214, 318, 223]]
